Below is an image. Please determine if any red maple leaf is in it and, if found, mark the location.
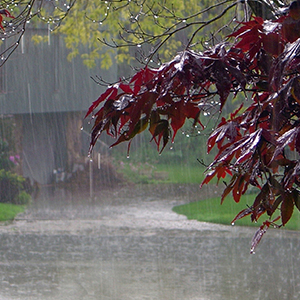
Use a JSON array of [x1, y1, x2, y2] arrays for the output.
[[0, 9, 14, 31]]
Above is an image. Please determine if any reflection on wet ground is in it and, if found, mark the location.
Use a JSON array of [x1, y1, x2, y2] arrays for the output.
[[0, 184, 299, 300]]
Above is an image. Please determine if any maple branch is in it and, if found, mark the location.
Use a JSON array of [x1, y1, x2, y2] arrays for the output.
[[185, 1, 238, 49]]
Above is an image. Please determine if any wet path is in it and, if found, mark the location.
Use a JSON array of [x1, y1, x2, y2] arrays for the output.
[[8, 184, 227, 234], [0, 184, 300, 300]]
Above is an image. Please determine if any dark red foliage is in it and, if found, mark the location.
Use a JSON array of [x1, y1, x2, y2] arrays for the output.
[[86, 7, 300, 251], [250, 216, 281, 254], [0, 9, 14, 31], [86, 47, 248, 153]]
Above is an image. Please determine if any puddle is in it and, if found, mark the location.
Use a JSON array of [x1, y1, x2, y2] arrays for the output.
[[0, 184, 299, 300]]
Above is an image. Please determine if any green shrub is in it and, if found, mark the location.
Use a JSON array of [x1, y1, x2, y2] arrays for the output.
[[0, 169, 31, 204], [14, 191, 32, 205]]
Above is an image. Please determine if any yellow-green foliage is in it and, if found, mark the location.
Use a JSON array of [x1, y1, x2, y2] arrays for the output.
[[32, 35, 49, 44], [31, 0, 241, 68]]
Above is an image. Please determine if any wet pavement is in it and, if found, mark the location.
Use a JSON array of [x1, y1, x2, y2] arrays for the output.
[[0, 184, 300, 300], [8, 184, 227, 235]]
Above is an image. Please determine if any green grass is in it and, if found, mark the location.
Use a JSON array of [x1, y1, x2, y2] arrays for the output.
[[153, 163, 211, 184], [117, 162, 214, 184], [172, 194, 300, 231], [0, 203, 25, 222]]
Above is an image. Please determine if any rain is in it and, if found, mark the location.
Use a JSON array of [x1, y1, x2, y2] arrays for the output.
[[0, 1, 300, 300]]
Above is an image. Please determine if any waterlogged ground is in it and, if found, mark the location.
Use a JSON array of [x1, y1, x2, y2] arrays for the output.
[[0, 184, 300, 300]]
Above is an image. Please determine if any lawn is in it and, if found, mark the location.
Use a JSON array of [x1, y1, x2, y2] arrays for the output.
[[117, 161, 214, 184], [172, 193, 300, 231], [117, 161, 300, 230], [153, 163, 211, 184], [0, 203, 25, 222]]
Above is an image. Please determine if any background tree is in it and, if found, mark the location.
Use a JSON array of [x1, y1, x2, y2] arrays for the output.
[[0, 1, 286, 68], [83, 0, 300, 253], [0, 0, 251, 68], [56, 0, 239, 69]]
